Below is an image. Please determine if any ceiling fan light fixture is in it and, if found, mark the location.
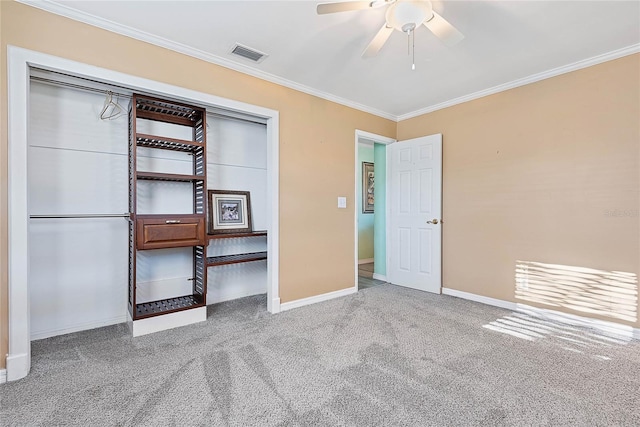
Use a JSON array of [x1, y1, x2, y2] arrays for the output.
[[386, 1, 432, 32], [317, 0, 463, 61]]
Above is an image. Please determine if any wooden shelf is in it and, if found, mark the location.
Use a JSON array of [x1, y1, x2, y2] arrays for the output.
[[135, 95, 205, 127], [136, 133, 204, 152], [136, 171, 205, 182], [207, 231, 267, 240], [135, 294, 205, 319], [136, 109, 195, 127], [207, 251, 267, 267]]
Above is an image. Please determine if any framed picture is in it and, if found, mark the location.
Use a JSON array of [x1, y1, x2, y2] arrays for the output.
[[207, 190, 253, 234], [362, 162, 374, 214]]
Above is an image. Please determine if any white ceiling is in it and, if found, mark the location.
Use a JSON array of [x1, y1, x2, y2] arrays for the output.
[[24, 1, 640, 120]]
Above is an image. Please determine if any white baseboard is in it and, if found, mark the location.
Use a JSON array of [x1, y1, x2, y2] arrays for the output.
[[442, 287, 640, 340], [6, 353, 30, 382], [30, 315, 128, 341], [372, 273, 387, 282], [269, 297, 281, 314], [280, 287, 357, 312], [358, 258, 374, 265], [0, 369, 6, 384], [442, 288, 517, 311], [131, 306, 206, 337]]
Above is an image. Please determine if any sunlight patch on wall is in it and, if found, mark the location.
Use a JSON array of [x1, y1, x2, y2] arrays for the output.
[[514, 261, 637, 323]]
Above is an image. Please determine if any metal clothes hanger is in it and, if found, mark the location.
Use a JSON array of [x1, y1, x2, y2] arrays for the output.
[[99, 91, 125, 120]]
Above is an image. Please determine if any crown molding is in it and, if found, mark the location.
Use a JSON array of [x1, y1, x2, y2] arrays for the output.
[[17, 0, 398, 122], [398, 43, 640, 121], [16, 1, 640, 124]]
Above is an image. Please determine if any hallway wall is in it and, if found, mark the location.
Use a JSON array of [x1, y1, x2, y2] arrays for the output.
[[357, 143, 374, 261]]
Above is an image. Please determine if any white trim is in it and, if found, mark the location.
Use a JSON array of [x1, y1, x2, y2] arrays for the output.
[[442, 288, 518, 311], [130, 307, 206, 337], [7, 46, 31, 382], [442, 288, 640, 339], [358, 141, 374, 148], [385, 145, 391, 285], [356, 130, 396, 145], [353, 137, 360, 292], [271, 297, 281, 313], [16, 0, 396, 122], [266, 111, 280, 314], [280, 287, 357, 312], [30, 315, 128, 341], [372, 273, 387, 282], [7, 46, 280, 381], [358, 258, 374, 265], [5, 353, 29, 382], [0, 369, 6, 384], [399, 44, 640, 121], [354, 130, 396, 293]]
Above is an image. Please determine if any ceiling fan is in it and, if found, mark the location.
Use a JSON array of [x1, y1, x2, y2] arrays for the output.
[[317, 0, 463, 68]]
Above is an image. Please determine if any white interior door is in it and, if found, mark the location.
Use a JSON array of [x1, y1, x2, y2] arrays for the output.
[[387, 134, 442, 293]]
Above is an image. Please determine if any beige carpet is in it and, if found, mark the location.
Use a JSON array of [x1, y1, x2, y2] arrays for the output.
[[1, 284, 639, 426]]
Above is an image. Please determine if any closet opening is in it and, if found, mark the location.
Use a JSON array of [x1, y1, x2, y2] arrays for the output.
[[6, 47, 280, 381], [28, 69, 271, 338]]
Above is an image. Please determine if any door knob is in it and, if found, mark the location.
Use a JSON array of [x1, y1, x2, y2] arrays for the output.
[[427, 219, 439, 224]]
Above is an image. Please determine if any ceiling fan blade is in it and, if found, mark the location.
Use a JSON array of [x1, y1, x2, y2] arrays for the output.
[[424, 11, 464, 46], [317, 1, 371, 15], [362, 25, 394, 57]]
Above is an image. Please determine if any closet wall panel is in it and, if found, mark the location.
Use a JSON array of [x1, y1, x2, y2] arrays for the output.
[[29, 219, 128, 339], [28, 148, 128, 215], [28, 82, 129, 339], [135, 247, 193, 304], [206, 116, 268, 303], [29, 83, 128, 154]]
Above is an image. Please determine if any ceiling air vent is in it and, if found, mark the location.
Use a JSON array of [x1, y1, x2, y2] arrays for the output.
[[229, 43, 268, 64]]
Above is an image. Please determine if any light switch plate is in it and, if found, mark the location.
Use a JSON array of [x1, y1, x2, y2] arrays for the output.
[[337, 197, 347, 208]]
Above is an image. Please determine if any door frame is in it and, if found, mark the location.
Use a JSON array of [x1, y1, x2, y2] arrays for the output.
[[6, 46, 280, 381], [353, 130, 396, 290]]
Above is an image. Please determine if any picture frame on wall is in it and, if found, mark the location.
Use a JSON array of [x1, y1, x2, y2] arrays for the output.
[[207, 190, 253, 234], [362, 162, 374, 214]]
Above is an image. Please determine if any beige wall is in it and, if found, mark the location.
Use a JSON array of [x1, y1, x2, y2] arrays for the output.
[[399, 54, 640, 329], [0, 1, 396, 369]]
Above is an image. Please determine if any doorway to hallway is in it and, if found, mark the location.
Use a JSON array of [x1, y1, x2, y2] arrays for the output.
[[354, 130, 395, 291]]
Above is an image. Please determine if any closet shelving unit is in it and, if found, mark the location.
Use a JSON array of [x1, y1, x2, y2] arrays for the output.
[[128, 94, 207, 326]]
